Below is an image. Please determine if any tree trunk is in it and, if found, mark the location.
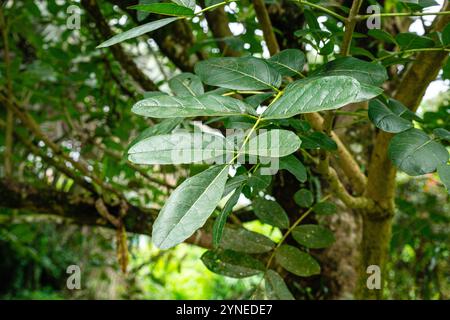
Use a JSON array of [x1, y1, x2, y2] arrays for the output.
[[319, 207, 362, 299], [356, 214, 393, 299]]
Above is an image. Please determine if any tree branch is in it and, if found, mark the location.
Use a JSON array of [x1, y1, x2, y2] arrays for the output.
[[341, 0, 363, 56], [199, 0, 240, 57], [0, 118, 97, 194], [327, 167, 373, 209], [297, 0, 347, 22], [0, 179, 212, 249], [357, 10, 450, 20], [0, 6, 13, 178], [365, 1, 450, 213], [81, 0, 158, 91], [304, 112, 367, 194], [0, 92, 126, 201], [106, 0, 201, 72], [92, 139, 175, 189], [101, 55, 137, 98], [253, 0, 280, 55]]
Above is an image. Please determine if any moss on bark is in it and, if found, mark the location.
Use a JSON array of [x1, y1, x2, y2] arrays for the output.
[[356, 214, 393, 299]]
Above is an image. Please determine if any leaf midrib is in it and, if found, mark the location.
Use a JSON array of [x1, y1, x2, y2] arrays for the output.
[[159, 165, 229, 247], [207, 61, 278, 90]]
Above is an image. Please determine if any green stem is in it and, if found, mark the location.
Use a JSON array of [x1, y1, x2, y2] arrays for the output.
[[374, 47, 450, 62], [341, 0, 363, 56], [357, 10, 450, 20], [301, 149, 319, 165], [296, 0, 347, 22], [334, 110, 367, 117], [229, 90, 283, 164], [196, 0, 235, 15], [230, 117, 262, 163], [222, 90, 268, 96], [265, 194, 331, 269], [296, 70, 306, 78]]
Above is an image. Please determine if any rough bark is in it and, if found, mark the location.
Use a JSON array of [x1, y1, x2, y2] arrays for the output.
[[0, 179, 212, 248], [320, 206, 362, 299], [318, 104, 373, 299], [357, 2, 450, 299]]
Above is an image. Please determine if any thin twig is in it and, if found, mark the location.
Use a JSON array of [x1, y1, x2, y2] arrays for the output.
[[296, 0, 347, 22], [265, 194, 332, 269], [374, 47, 450, 62], [357, 10, 450, 20], [253, 0, 280, 55], [0, 91, 125, 201], [341, 0, 363, 56], [0, 7, 14, 178]]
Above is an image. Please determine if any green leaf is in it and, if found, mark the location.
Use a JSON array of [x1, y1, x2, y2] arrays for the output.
[[267, 49, 305, 76], [301, 131, 337, 151], [264, 270, 295, 300], [143, 91, 167, 98], [292, 224, 335, 249], [136, 0, 157, 22], [319, 37, 335, 56], [294, 189, 314, 208], [127, 118, 182, 152], [128, 132, 230, 164], [152, 165, 229, 249], [313, 201, 337, 215], [279, 155, 307, 183], [388, 128, 449, 176], [201, 249, 265, 278], [247, 170, 272, 192], [223, 175, 247, 197], [437, 164, 450, 194], [403, 0, 438, 9], [195, 57, 282, 91], [434, 128, 450, 141], [368, 100, 413, 133], [294, 28, 331, 49], [304, 9, 321, 40], [252, 197, 290, 229], [262, 76, 362, 119], [129, 3, 195, 16], [97, 17, 178, 48], [388, 99, 423, 122], [395, 33, 435, 50], [172, 0, 196, 10], [169, 72, 204, 96], [244, 93, 274, 108], [444, 59, 450, 80], [132, 93, 254, 118], [288, 119, 311, 132], [355, 83, 384, 102], [368, 29, 396, 44], [213, 186, 243, 247], [311, 57, 388, 86], [442, 23, 450, 46], [351, 46, 376, 60], [275, 245, 321, 277], [245, 129, 301, 158], [219, 227, 275, 253]]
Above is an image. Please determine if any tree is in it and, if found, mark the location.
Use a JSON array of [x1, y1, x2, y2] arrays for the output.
[[0, 0, 449, 300]]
